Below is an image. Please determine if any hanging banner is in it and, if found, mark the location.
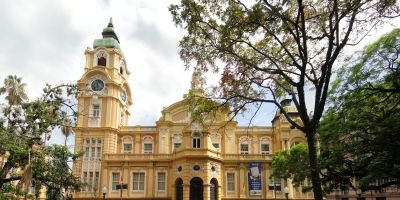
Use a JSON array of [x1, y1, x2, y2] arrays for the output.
[[248, 162, 262, 196]]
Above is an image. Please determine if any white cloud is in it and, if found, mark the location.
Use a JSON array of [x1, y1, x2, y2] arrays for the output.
[[0, 0, 399, 147]]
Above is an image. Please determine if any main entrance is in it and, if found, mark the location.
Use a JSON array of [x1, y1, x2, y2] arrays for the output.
[[190, 177, 204, 200]]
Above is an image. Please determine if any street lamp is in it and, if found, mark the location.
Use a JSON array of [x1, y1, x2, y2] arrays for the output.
[[356, 188, 362, 200], [102, 186, 107, 200], [284, 186, 289, 200]]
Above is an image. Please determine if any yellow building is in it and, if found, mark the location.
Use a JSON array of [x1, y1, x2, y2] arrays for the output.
[[72, 19, 312, 200]]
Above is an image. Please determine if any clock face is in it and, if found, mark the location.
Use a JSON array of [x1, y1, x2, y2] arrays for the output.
[[91, 79, 104, 91], [120, 90, 127, 102]]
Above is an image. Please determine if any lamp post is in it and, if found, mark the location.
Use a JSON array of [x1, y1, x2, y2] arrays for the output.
[[102, 186, 107, 200], [284, 186, 289, 200], [356, 188, 362, 200]]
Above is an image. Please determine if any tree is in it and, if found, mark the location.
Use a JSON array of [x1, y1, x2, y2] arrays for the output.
[[0, 75, 81, 199], [270, 143, 311, 191], [170, 0, 399, 199], [318, 28, 400, 192], [0, 75, 28, 106]]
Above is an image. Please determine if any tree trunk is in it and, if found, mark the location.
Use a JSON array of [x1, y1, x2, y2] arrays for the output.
[[305, 129, 324, 200]]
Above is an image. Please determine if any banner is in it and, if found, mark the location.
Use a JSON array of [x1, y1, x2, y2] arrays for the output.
[[248, 162, 262, 196]]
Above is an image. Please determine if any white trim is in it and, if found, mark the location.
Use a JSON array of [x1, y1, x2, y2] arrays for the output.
[[131, 170, 146, 193], [121, 136, 133, 154], [142, 136, 154, 154], [226, 171, 236, 193], [155, 170, 167, 192], [109, 171, 121, 192]]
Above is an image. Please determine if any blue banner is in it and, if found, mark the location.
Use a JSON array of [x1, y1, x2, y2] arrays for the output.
[[248, 162, 262, 196]]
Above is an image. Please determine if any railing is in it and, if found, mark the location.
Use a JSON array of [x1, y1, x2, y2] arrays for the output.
[[237, 126, 273, 132], [103, 152, 272, 162], [223, 154, 272, 161], [119, 126, 157, 132], [103, 154, 171, 161]]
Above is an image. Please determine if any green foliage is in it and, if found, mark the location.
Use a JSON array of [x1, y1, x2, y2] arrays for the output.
[[171, 0, 399, 199], [271, 144, 311, 192], [0, 75, 81, 199], [319, 28, 400, 191]]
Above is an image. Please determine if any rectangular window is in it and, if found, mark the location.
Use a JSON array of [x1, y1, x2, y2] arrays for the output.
[[261, 144, 269, 154], [83, 172, 88, 191], [124, 144, 132, 153], [227, 173, 235, 192], [91, 147, 96, 157], [120, 112, 124, 125], [94, 172, 99, 190], [89, 172, 93, 190], [97, 147, 101, 157], [193, 138, 200, 148], [157, 172, 166, 191], [85, 147, 89, 157], [132, 172, 145, 191], [144, 143, 152, 154], [240, 144, 249, 154], [93, 105, 100, 117], [111, 172, 120, 191]]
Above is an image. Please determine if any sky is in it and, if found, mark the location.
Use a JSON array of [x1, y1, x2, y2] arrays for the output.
[[0, 0, 399, 146]]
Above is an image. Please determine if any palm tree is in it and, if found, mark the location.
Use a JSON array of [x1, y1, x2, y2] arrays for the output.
[[0, 75, 28, 106], [61, 120, 73, 146]]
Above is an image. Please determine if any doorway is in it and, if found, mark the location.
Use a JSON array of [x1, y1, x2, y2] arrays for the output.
[[190, 177, 204, 200], [176, 178, 183, 200]]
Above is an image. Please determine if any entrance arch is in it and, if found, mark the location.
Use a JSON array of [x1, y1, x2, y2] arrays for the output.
[[190, 177, 204, 200], [175, 178, 183, 200], [210, 178, 218, 200]]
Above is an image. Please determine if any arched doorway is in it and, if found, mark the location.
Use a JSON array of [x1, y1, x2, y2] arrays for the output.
[[190, 177, 204, 200], [176, 178, 183, 200], [210, 178, 218, 200]]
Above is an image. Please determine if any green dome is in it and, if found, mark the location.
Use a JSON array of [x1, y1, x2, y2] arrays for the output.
[[93, 18, 122, 52]]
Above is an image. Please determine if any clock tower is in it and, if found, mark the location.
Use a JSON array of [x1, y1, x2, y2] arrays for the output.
[[73, 18, 132, 191]]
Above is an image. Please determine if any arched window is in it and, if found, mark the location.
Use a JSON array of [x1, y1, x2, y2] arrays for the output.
[[122, 136, 133, 154], [119, 60, 125, 75], [142, 136, 154, 154], [259, 136, 272, 154], [192, 132, 201, 149], [96, 50, 108, 67], [239, 136, 251, 154]]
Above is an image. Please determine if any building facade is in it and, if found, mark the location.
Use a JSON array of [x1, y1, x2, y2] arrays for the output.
[[72, 19, 313, 200]]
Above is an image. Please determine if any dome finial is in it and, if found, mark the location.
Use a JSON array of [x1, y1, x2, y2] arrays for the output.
[[108, 17, 113, 27]]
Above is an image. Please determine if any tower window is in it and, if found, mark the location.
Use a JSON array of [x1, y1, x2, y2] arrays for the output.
[[92, 105, 100, 118], [96, 50, 108, 67], [98, 57, 106, 66]]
